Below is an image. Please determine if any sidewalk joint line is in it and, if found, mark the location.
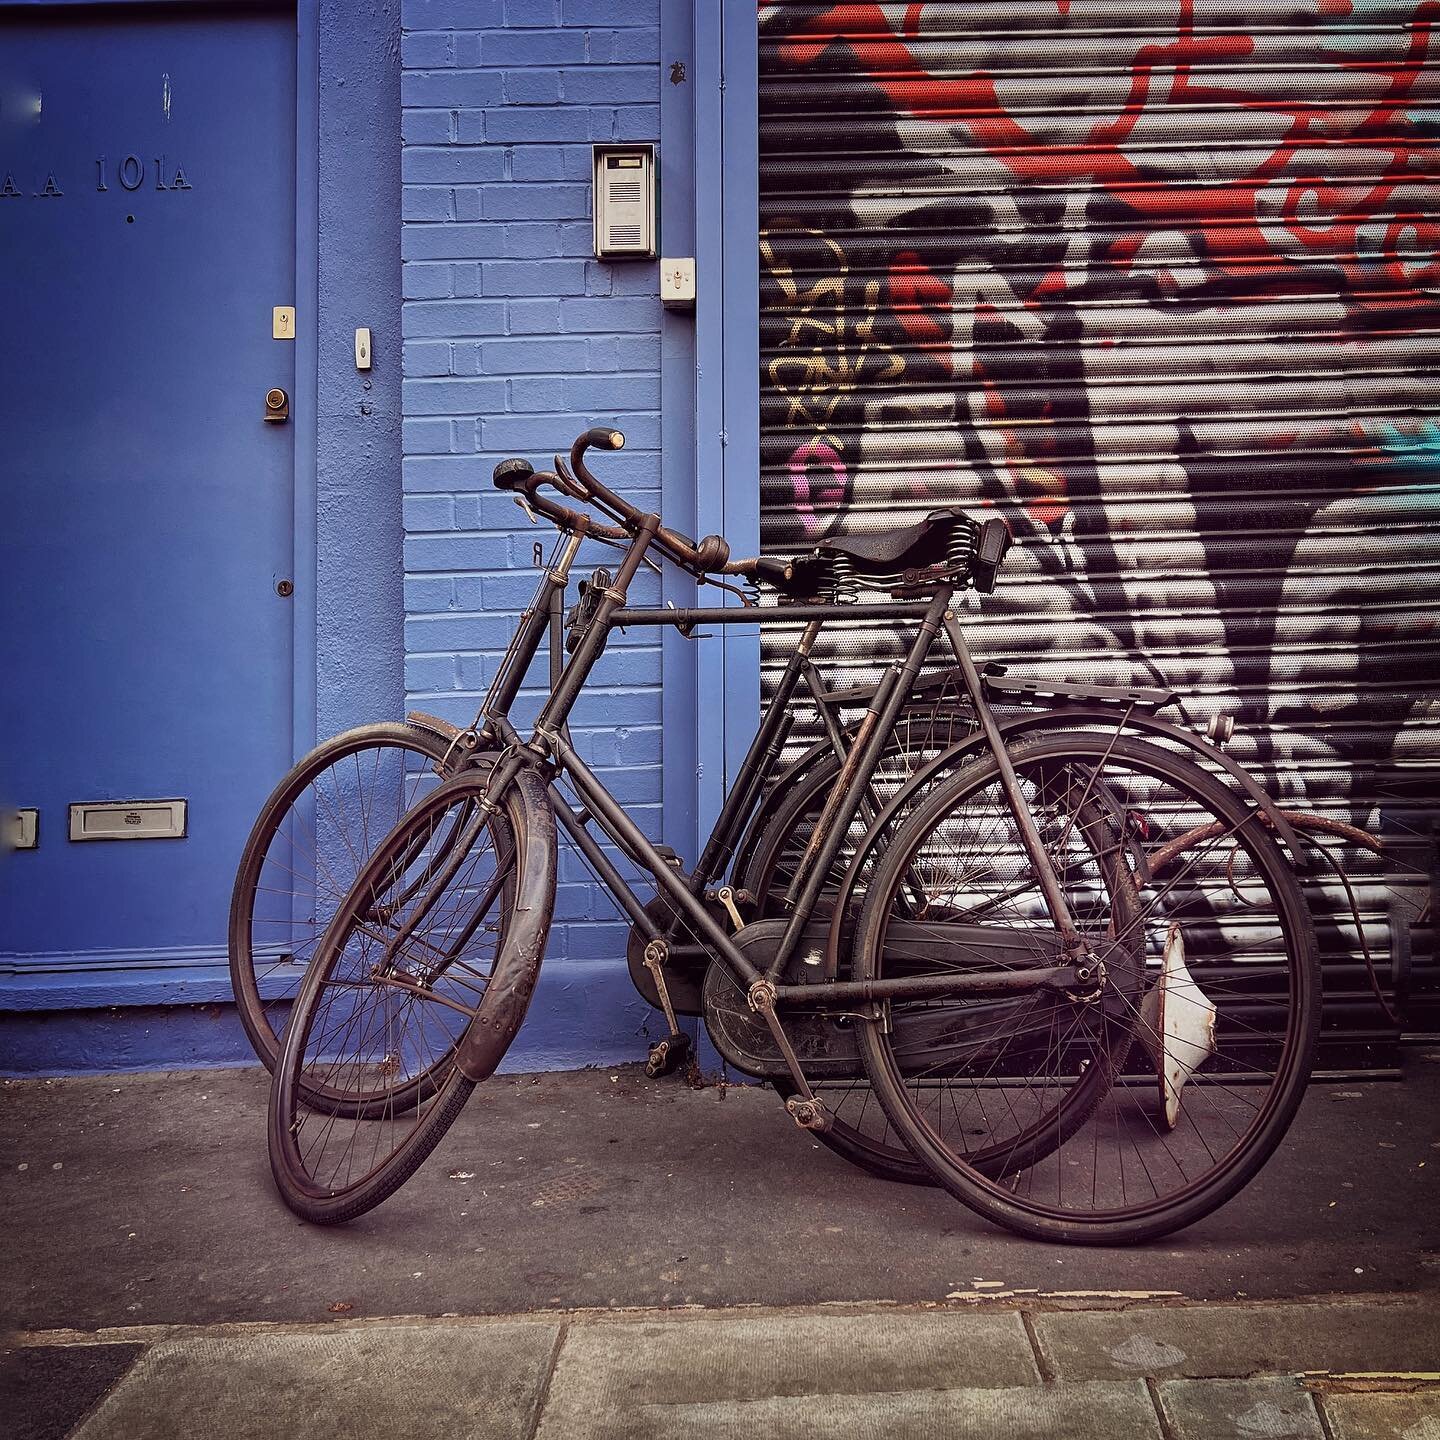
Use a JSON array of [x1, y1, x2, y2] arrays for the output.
[[1020, 1310, 1055, 1383], [524, 1319, 568, 1440], [1145, 1375, 1180, 1440]]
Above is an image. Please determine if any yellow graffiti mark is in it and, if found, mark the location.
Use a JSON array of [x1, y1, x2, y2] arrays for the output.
[[761, 227, 905, 458]]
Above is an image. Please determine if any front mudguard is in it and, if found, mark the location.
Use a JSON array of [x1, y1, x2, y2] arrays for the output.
[[453, 765, 557, 1082]]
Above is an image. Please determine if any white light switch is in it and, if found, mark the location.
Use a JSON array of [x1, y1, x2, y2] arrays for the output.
[[355, 327, 372, 370], [661, 257, 696, 309]]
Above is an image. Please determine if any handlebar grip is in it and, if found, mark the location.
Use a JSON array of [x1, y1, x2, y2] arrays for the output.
[[579, 426, 624, 453], [746, 555, 796, 587], [493, 457, 534, 490]]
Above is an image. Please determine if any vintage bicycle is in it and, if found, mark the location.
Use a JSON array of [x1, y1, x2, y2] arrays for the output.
[[251, 428, 1326, 1245]]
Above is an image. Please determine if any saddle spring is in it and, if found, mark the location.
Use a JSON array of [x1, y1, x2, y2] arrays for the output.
[[827, 553, 859, 605]]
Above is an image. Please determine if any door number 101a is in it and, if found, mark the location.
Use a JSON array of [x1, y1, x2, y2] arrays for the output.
[[96, 155, 192, 192]]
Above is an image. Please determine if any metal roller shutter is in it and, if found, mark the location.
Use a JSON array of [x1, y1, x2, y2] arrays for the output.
[[757, 0, 1439, 1057]]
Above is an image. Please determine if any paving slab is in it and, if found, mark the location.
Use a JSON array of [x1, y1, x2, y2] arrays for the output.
[[2, 1064, 1437, 1332], [1033, 1299, 1440, 1381], [0, 1344, 143, 1440], [1156, 1377, 1326, 1439], [536, 1376, 1161, 1440], [1319, 1389, 1440, 1440], [67, 1322, 561, 1440], [540, 1310, 1038, 1410]]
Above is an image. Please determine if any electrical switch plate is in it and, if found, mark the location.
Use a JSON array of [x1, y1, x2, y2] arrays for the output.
[[355, 327, 372, 370], [660, 257, 696, 309], [9, 808, 38, 850], [273, 306, 296, 340]]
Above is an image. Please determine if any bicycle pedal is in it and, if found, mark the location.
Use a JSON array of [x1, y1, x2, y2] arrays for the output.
[[644, 1031, 692, 1078], [784, 1094, 832, 1134]]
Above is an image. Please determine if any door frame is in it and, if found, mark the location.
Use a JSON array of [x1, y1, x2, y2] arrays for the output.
[[657, 0, 760, 860]]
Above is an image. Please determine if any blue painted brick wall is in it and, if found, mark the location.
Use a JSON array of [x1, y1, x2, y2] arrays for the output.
[[401, 0, 664, 1068]]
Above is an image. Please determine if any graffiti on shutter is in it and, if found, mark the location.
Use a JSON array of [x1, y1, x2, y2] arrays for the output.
[[758, 1, 1439, 1043]]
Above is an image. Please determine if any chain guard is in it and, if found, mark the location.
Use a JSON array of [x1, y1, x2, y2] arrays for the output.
[[701, 918, 865, 1080]]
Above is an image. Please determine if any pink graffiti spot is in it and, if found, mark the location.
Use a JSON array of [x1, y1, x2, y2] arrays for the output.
[[788, 441, 848, 539]]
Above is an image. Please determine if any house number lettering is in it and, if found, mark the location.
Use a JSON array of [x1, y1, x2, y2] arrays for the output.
[[1, 155, 191, 200]]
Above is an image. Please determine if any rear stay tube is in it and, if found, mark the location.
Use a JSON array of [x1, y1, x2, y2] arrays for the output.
[[943, 613, 1083, 949]]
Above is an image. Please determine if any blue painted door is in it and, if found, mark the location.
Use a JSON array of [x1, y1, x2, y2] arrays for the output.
[[0, 7, 297, 995]]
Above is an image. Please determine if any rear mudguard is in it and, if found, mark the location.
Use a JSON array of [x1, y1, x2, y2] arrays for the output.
[[823, 707, 1304, 979], [452, 765, 557, 1082]]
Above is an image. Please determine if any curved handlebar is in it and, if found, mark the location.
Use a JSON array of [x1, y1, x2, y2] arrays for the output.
[[490, 456, 628, 543], [493, 427, 732, 576]]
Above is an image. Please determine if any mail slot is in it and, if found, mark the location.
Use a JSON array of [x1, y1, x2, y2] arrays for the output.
[[69, 799, 187, 841]]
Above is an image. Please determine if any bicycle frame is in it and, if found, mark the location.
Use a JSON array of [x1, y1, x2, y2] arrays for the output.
[[465, 515, 1092, 1105]]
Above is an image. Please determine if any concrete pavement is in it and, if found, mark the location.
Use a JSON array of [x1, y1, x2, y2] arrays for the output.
[[7, 1300, 1439, 1439], [2, 1060, 1437, 1436]]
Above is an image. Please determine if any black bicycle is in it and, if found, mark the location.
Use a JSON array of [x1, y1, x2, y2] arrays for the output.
[[256, 427, 1322, 1244]]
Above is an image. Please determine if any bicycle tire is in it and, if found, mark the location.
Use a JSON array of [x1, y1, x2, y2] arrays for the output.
[[229, 719, 461, 1074], [854, 733, 1320, 1245], [268, 766, 556, 1225]]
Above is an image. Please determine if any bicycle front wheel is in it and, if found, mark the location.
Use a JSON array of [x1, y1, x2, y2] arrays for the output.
[[855, 733, 1320, 1245], [268, 767, 555, 1225]]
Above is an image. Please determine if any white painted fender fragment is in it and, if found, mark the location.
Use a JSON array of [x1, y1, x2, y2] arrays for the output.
[[1138, 924, 1218, 1129]]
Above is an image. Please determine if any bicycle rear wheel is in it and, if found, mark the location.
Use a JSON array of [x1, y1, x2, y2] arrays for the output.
[[855, 733, 1320, 1245], [229, 720, 460, 1073], [268, 767, 555, 1225]]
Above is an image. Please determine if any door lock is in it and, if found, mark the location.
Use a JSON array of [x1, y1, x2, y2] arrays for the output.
[[264, 387, 290, 423]]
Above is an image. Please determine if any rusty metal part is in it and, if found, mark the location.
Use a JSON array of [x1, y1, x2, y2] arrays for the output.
[[789, 705, 882, 893], [746, 977, 824, 1110], [784, 1094, 832, 1132], [1147, 808, 1386, 880], [645, 1030, 692, 1078], [404, 710, 462, 741], [642, 938, 681, 1036], [715, 886, 745, 930], [747, 978, 778, 1013]]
